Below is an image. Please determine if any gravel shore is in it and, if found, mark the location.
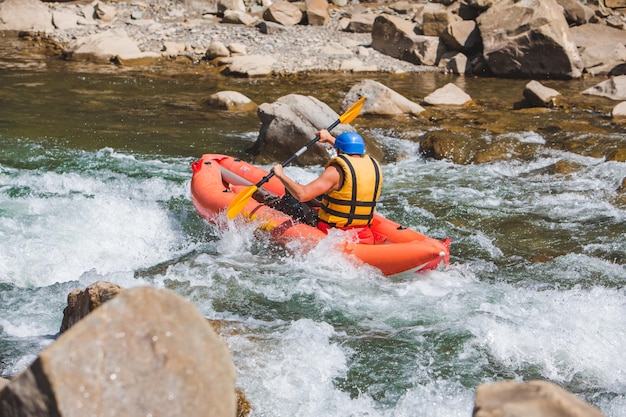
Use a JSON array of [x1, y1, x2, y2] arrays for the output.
[[46, 1, 440, 75]]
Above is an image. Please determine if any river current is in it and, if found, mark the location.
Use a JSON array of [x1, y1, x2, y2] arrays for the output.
[[1, 51, 625, 416]]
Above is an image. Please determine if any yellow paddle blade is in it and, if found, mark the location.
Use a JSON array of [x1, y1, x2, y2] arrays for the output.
[[339, 96, 366, 125], [226, 185, 257, 219]]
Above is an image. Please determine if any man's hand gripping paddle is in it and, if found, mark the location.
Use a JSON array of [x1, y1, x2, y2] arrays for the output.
[[226, 96, 366, 220]]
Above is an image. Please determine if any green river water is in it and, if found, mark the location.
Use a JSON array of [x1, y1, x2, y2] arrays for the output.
[[1, 43, 625, 417]]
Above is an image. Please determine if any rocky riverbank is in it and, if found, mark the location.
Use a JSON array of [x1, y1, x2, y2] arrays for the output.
[[0, 0, 437, 74], [3, 0, 626, 78]]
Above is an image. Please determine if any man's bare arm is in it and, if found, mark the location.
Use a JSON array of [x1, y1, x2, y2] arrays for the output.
[[273, 164, 341, 202]]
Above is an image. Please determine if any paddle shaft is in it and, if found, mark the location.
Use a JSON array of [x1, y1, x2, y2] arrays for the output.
[[225, 96, 365, 220], [254, 118, 342, 188]]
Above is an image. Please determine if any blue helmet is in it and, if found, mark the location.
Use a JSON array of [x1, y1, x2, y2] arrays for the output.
[[335, 132, 365, 155]]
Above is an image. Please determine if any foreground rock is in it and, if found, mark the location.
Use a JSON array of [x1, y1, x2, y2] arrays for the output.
[[0, 286, 237, 417], [474, 380, 606, 417]]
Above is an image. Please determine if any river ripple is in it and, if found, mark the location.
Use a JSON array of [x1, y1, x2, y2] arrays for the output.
[[1, 43, 625, 417]]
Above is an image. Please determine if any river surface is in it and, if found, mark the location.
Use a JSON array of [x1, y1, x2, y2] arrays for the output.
[[1, 49, 625, 417]]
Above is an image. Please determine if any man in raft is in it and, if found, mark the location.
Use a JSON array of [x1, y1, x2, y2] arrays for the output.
[[268, 129, 383, 244]]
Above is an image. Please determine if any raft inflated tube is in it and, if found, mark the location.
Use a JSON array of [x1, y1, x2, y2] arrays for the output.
[[190, 154, 452, 276]]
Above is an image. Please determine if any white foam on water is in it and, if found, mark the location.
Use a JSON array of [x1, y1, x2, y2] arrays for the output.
[[0, 159, 190, 288], [227, 318, 378, 417], [465, 283, 626, 392], [393, 378, 474, 417], [2, 141, 624, 416]]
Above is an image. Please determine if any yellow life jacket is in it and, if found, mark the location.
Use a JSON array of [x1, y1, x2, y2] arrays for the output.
[[318, 154, 382, 227]]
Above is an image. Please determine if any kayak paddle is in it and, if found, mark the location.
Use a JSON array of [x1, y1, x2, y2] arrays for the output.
[[227, 96, 366, 219]]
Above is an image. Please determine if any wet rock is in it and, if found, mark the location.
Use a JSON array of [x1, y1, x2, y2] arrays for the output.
[[419, 128, 474, 163], [606, 147, 626, 162], [236, 387, 252, 417], [60, 281, 123, 333], [521, 80, 562, 108], [473, 380, 606, 417], [0, 287, 238, 417]]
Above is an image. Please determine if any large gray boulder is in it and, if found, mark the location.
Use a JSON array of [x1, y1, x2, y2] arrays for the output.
[[63, 28, 161, 65], [440, 20, 482, 54], [344, 13, 376, 33], [523, 80, 561, 108], [0, 286, 237, 417], [582, 75, 626, 100], [570, 24, 626, 76], [305, 0, 330, 26], [422, 9, 460, 37], [202, 90, 258, 111], [342, 79, 425, 116], [263, 1, 303, 26], [423, 83, 473, 106], [220, 55, 276, 76], [247, 94, 356, 165], [476, 0, 583, 79], [556, 0, 596, 25], [371, 14, 445, 66], [0, 0, 54, 32]]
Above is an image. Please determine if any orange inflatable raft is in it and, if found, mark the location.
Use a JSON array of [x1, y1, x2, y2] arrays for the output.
[[190, 154, 451, 276]]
